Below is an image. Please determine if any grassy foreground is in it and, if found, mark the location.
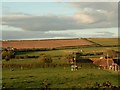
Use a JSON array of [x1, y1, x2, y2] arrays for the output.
[[2, 66, 119, 88], [2, 44, 120, 89]]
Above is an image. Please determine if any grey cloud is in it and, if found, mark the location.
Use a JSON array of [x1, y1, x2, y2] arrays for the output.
[[2, 30, 73, 40], [3, 15, 81, 31], [2, 2, 118, 31], [72, 2, 118, 25], [86, 32, 116, 38], [96, 31, 115, 36], [72, 2, 118, 12], [2, 28, 117, 40], [2, 14, 117, 31], [2, 31, 52, 40]]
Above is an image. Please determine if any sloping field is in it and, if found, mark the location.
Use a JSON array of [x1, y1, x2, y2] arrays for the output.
[[86, 38, 119, 46], [2, 39, 93, 49]]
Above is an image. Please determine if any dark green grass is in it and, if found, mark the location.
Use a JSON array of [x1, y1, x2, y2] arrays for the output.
[[2, 67, 119, 88], [2, 58, 119, 88], [15, 46, 118, 57], [2, 46, 120, 88]]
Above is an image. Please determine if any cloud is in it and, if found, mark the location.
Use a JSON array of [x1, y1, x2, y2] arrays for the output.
[[71, 2, 118, 12], [72, 2, 118, 25], [2, 2, 118, 32], [2, 27, 118, 40], [1, 25, 24, 31], [2, 30, 73, 40], [2, 14, 80, 31], [74, 13, 95, 24], [45, 28, 118, 38], [2, 13, 117, 32], [94, 31, 116, 37]]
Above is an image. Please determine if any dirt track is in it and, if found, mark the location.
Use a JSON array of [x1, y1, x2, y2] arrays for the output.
[[2, 39, 94, 49]]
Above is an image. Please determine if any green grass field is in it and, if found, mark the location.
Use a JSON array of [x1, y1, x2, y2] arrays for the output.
[[87, 38, 119, 46], [2, 66, 119, 88], [16, 46, 118, 56], [2, 57, 120, 88], [2, 42, 120, 89]]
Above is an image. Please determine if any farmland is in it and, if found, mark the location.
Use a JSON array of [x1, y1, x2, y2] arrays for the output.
[[86, 38, 119, 46], [15, 46, 118, 56], [2, 38, 94, 49], [2, 38, 120, 89]]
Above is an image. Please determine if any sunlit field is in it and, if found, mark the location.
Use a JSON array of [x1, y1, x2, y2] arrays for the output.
[[2, 38, 120, 89], [3, 64, 119, 88]]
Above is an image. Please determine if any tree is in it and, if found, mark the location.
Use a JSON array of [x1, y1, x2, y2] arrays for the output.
[[2, 50, 15, 61], [2, 51, 8, 59]]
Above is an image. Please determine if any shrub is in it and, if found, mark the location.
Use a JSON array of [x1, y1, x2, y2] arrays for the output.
[[2, 51, 8, 59], [38, 54, 52, 64], [2, 50, 15, 60]]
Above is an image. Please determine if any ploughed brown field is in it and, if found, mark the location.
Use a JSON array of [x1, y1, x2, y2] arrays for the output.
[[2, 39, 93, 49]]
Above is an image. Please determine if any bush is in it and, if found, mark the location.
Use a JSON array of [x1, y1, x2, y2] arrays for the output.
[[38, 54, 52, 64], [2, 51, 8, 59], [2, 50, 15, 60]]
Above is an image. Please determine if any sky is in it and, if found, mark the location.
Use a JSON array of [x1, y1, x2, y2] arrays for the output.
[[1, 1, 119, 40]]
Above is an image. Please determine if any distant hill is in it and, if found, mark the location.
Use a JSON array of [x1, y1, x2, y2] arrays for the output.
[[86, 38, 119, 46], [2, 38, 94, 49]]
